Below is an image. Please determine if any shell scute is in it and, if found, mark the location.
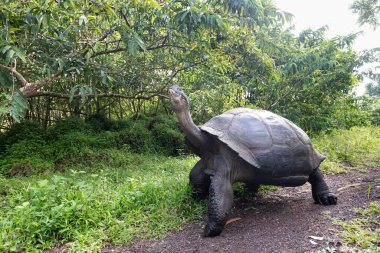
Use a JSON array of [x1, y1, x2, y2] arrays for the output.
[[200, 108, 323, 177]]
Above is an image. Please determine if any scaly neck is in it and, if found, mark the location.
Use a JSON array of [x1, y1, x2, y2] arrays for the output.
[[177, 109, 211, 153]]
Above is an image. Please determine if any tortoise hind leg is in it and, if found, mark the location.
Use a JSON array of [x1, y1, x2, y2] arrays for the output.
[[189, 159, 210, 200], [308, 167, 337, 205]]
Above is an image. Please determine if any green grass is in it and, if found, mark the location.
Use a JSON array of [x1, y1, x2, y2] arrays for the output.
[[0, 155, 206, 252], [1, 126, 380, 252], [313, 126, 380, 174], [334, 202, 380, 251]]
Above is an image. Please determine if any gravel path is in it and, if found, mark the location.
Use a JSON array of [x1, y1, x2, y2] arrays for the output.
[[103, 167, 380, 253]]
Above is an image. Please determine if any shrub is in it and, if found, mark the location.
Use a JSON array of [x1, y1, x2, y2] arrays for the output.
[[47, 117, 92, 139], [150, 114, 186, 155], [116, 120, 156, 154], [0, 121, 46, 147], [85, 114, 115, 132], [0, 139, 54, 175], [0, 156, 205, 252], [0, 114, 187, 175]]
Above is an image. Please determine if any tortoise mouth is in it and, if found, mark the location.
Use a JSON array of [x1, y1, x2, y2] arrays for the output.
[[168, 88, 176, 96], [168, 88, 181, 99]]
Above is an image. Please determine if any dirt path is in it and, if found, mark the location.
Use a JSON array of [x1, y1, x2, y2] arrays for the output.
[[103, 168, 380, 253]]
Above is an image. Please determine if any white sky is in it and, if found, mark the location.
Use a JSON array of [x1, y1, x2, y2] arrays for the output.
[[274, 0, 380, 94], [274, 0, 379, 50]]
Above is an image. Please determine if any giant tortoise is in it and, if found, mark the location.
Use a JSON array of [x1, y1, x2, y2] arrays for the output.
[[168, 85, 337, 237]]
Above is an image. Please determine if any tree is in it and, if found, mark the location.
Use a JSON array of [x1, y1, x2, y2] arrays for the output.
[[0, 0, 368, 132], [351, 0, 380, 30]]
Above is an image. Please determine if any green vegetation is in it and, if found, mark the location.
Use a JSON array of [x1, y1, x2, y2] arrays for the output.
[[0, 0, 379, 252], [0, 115, 185, 174], [313, 126, 380, 173], [0, 155, 205, 252], [334, 202, 380, 251], [0, 119, 379, 252], [0, 0, 378, 132], [351, 0, 380, 29]]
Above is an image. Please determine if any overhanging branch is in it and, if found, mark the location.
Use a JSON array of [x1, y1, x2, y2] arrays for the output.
[[20, 70, 62, 97], [0, 63, 62, 96], [0, 64, 28, 86], [90, 44, 188, 58], [25, 91, 168, 100]]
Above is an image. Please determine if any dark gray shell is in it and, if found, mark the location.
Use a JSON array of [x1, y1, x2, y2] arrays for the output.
[[200, 108, 325, 178]]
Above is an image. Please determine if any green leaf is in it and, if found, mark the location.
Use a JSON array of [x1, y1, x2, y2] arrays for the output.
[[128, 37, 139, 56], [100, 70, 107, 85], [5, 49, 15, 64], [10, 91, 29, 122], [13, 47, 26, 63], [38, 179, 49, 188], [1, 45, 12, 54], [132, 31, 146, 51], [69, 85, 80, 103], [56, 58, 65, 69]]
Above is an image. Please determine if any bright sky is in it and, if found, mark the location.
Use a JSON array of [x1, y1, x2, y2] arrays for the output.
[[274, 0, 380, 94], [274, 0, 379, 50]]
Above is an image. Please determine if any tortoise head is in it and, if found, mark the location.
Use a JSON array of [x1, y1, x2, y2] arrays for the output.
[[168, 85, 189, 112]]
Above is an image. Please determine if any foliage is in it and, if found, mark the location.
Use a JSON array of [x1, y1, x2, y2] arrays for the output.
[[1, 126, 380, 251], [362, 47, 380, 101], [0, 115, 186, 174], [0, 120, 46, 153], [357, 95, 380, 125], [0, 0, 370, 134], [367, 83, 380, 96], [0, 156, 206, 252], [313, 126, 380, 173], [334, 202, 380, 251], [351, 0, 380, 30]]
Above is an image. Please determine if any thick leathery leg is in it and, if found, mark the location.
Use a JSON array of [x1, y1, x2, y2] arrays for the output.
[[308, 167, 337, 205], [204, 176, 233, 237], [189, 160, 210, 200]]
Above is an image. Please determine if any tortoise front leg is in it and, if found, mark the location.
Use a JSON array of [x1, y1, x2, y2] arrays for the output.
[[189, 159, 210, 200], [204, 175, 233, 237], [308, 167, 337, 205]]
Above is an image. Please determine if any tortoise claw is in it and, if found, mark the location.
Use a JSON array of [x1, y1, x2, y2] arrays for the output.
[[315, 192, 337, 205], [204, 221, 224, 237]]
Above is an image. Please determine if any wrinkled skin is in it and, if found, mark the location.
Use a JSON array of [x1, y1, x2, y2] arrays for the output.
[[168, 85, 337, 237]]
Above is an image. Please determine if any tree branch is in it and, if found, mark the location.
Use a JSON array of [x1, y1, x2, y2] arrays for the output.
[[20, 70, 62, 97], [0, 63, 62, 96], [25, 91, 169, 100], [90, 44, 188, 58], [0, 64, 28, 86]]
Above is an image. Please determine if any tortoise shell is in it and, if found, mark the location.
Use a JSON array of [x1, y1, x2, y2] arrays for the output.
[[200, 108, 325, 182]]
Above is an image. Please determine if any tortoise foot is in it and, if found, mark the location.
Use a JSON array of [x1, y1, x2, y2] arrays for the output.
[[314, 192, 337, 205], [204, 221, 224, 237]]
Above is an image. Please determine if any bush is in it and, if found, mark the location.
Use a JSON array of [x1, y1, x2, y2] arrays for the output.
[[0, 156, 205, 252], [150, 114, 186, 155], [0, 139, 54, 175], [0, 121, 46, 147], [47, 117, 92, 139], [85, 114, 115, 132], [313, 126, 380, 173], [116, 120, 156, 154], [0, 114, 186, 174]]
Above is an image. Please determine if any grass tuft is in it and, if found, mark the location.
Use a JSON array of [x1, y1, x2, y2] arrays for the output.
[[313, 126, 380, 173], [334, 202, 380, 251]]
